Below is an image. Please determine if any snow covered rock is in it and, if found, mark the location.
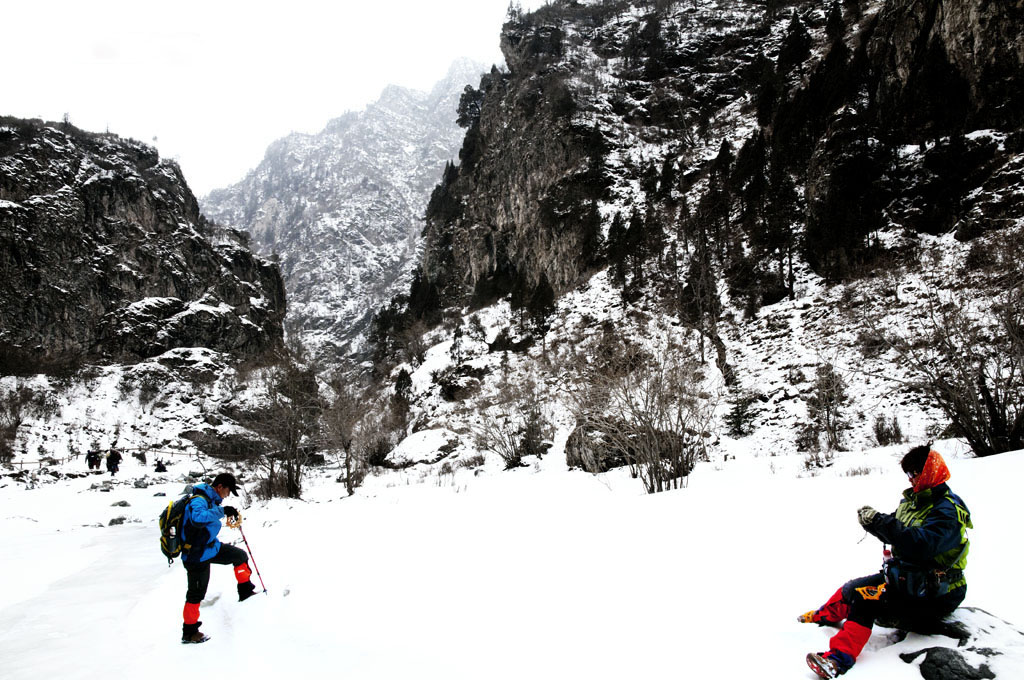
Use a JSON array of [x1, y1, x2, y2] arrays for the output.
[[899, 608, 1024, 680], [0, 118, 286, 368]]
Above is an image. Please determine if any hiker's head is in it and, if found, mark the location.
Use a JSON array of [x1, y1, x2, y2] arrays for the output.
[[212, 472, 239, 499], [901, 445, 931, 478], [901, 444, 950, 492]]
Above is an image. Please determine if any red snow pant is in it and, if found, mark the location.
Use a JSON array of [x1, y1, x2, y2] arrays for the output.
[[182, 543, 252, 624], [814, 572, 965, 661]]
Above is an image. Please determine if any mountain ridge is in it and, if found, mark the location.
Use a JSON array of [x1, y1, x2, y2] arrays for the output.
[[201, 59, 488, 359], [0, 117, 286, 370]]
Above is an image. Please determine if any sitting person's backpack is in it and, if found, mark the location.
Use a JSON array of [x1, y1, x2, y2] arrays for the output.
[[158, 490, 209, 565]]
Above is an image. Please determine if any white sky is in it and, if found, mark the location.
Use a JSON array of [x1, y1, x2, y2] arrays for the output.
[[2, 0, 545, 195]]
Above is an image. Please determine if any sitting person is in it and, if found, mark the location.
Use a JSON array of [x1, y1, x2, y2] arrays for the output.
[[801, 444, 972, 678]]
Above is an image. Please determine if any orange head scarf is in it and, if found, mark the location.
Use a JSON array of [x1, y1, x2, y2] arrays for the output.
[[912, 449, 951, 493]]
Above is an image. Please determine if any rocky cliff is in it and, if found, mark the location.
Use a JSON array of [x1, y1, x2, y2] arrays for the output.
[[406, 0, 1023, 322], [0, 118, 286, 371], [202, 59, 485, 359]]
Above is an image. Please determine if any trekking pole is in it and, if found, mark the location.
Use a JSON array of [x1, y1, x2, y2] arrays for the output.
[[227, 514, 268, 594]]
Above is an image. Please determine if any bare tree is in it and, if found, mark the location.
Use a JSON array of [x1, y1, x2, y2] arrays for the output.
[[322, 383, 364, 495], [806, 362, 850, 452], [568, 343, 716, 493], [888, 281, 1024, 456], [0, 385, 54, 466], [239, 361, 322, 498], [402, 321, 430, 366], [0, 389, 27, 466]]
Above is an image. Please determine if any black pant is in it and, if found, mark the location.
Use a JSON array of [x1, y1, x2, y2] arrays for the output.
[[183, 543, 250, 604], [842, 572, 965, 630]]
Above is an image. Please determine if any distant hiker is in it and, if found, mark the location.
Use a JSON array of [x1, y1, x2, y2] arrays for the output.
[[106, 449, 122, 476], [155, 459, 167, 473], [86, 450, 100, 470], [800, 445, 972, 678], [180, 472, 256, 644]]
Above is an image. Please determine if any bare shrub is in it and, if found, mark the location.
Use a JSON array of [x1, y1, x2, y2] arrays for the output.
[[432, 364, 487, 402], [457, 453, 487, 469], [873, 413, 905, 446], [349, 395, 407, 471], [473, 379, 552, 470], [857, 327, 889, 358], [120, 367, 165, 405], [886, 281, 1023, 457], [567, 342, 716, 493], [363, 434, 393, 468], [796, 421, 821, 454], [800, 426, 834, 470]]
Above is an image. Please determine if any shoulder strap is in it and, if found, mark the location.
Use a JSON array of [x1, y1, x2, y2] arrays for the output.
[[944, 489, 971, 567]]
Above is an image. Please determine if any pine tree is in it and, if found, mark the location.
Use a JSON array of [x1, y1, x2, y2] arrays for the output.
[[776, 11, 811, 74], [825, 1, 844, 41], [607, 212, 628, 288]]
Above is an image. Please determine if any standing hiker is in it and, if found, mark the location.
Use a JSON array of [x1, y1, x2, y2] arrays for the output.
[[180, 472, 257, 644], [86, 450, 100, 470], [800, 445, 972, 678], [106, 449, 122, 476]]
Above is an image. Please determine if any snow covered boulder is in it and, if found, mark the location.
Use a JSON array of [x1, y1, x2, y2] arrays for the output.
[[387, 428, 460, 468], [899, 608, 1024, 680]]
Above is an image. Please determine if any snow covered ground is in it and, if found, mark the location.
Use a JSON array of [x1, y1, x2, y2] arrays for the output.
[[2, 440, 1022, 679]]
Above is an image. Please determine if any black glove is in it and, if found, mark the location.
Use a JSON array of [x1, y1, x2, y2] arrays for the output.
[[224, 506, 239, 519]]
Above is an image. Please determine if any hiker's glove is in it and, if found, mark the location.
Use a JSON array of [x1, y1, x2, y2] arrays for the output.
[[858, 506, 878, 527], [224, 506, 239, 519]]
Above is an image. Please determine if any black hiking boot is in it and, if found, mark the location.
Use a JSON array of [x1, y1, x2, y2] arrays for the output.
[[182, 622, 210, 644], [238, 581, 257, 602]]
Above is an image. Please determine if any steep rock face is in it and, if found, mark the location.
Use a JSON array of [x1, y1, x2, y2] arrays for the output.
[[419, 20, 609, 314], [0, 118, 286, 369], [202, 60, 484, 358], [410, 0, 1024, 323], [412, 0, 799, 320], [866, 0, 1024, 133], [800, 0, 1024, 273]]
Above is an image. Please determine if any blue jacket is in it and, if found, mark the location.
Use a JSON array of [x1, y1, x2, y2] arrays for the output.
[[867, 482, 971, 590], [182, 483, 225, 563]]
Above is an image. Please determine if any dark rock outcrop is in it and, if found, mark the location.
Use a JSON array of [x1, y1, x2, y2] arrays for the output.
[[407, 0, 1024, 320], [417, 17, 612, 316], [898, 607, 1024, 680], [866, 0, 1024, 136], [0, 118, 285, 370]]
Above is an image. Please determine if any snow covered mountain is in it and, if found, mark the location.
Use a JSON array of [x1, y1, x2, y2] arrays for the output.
[[202, 59, 487, 360], [407, 0, 1023, 317], [0, 117, 286, 369], [3, 3, 1024, 676], [0, 117, 293, 462], [367, 0, 1023, 471]]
